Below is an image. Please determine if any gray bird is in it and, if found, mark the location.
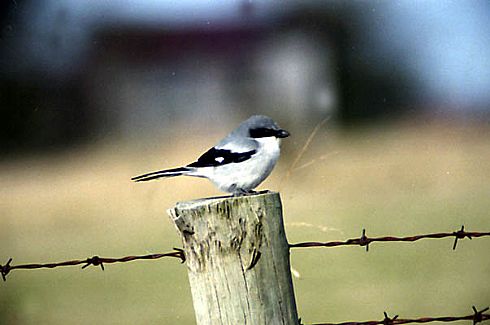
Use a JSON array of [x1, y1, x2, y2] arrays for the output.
[[131, 115, 290, 195]]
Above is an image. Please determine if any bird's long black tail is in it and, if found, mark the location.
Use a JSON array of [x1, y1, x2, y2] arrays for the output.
[[131, 167, 190, 182]]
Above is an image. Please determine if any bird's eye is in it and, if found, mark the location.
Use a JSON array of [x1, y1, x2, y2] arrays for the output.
[[249, 128, 276, 138]]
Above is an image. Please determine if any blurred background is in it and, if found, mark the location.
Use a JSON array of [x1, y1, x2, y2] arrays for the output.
[[1, 0, 490, 324]]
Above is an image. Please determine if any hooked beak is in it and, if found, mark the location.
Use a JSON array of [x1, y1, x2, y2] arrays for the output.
[[276, 129, 290, 138]]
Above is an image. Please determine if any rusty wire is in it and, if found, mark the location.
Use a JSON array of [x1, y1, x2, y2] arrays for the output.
[[0, 248, 185, 281], [289, 226, 490, 251], [310, 307, 490, 325], [2, 226, 489, 281], [2, 227, 490, 325]]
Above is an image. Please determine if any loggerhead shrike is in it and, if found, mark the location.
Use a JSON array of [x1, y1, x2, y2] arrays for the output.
[[131, 115, 290, 195]]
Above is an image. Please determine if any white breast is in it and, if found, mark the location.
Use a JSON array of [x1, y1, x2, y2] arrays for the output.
[[201, 137, 281, 193]]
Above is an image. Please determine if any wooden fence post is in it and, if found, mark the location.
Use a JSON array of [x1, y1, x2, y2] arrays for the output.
[[167, 191, 299, 325]]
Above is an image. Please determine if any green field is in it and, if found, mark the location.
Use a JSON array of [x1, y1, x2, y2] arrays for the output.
[[1, 121, 489, 324]]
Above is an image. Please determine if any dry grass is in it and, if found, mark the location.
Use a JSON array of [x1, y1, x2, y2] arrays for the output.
[[1, 120, 490, 324]]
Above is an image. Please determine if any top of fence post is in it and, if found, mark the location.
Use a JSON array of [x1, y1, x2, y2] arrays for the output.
[[168, 191, 299, 325]]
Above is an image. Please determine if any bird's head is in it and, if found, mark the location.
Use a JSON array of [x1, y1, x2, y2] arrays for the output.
[[239, 115, 290, 139]]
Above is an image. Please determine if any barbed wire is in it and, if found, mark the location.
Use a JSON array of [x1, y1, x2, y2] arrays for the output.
[[289, 226, 490, 251], [308, 307, 490, 325], [2, 226, 489, 281], [0, 248, 185, 281], [2, 228, 490, 325]]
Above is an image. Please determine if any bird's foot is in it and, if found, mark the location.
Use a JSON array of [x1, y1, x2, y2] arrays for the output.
[[232, 189, 257, 197]]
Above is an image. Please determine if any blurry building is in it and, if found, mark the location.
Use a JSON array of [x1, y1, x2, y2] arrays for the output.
[[1, 1, 340, 152], [85, 15, 339, 138], [1, 0, 490, 154]]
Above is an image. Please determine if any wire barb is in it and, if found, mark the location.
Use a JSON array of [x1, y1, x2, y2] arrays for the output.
[[0, 258, 13, 281], [82, 256, 104, 270], [453, 225, 472, 250], [359, 229, 370, 252], [472, 306, 490, 325], [289, 226, 490, 251], [383, 312, 399, 325]]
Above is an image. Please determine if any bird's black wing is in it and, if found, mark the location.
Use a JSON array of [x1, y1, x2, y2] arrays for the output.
[[187, 147, 256, 168]]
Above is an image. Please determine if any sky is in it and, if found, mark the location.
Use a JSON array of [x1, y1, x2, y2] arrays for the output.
[[363, 0, 490, 109], [3, 0, 490, 111]]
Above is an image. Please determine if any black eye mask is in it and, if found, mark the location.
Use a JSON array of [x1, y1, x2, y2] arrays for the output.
[[249, 128, 290, 138]]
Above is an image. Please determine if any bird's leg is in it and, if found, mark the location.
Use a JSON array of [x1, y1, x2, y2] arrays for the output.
[[232, 189, 247, 197]]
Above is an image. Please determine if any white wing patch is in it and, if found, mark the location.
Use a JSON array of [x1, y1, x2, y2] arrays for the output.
[[215, 157, 225, 163]]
